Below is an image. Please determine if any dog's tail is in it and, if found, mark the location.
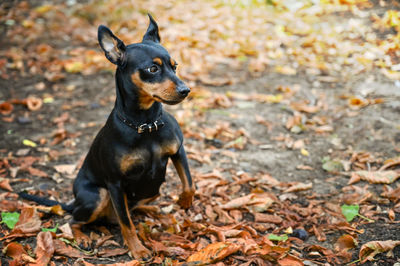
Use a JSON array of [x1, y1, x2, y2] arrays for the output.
[[18, 192, 74, 213]]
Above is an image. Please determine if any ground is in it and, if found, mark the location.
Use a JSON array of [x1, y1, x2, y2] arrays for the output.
[[1, 0, 400, 265]]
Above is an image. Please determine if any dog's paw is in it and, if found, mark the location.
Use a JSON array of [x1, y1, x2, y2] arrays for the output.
[[128, 241, 152, 260], [177, 189, 195, 209]]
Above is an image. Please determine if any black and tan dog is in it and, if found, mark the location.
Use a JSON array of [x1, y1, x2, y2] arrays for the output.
[[20, 14, 195, 259]]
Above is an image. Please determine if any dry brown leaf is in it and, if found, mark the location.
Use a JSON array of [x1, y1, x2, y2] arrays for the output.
[[359, 240, 400, 264], [4, 242, 35, 263], [53, 239, 92, 258], [58, 223, 74, 239], [187, 242, 240, 263], [0, 178, 13, 192], [220, 193, 274, 210], [284, 182, 312, 193], [26, 167, 48, 178], [103, 261, 141, 266], [97, 248, 129, 257], [388, 209, 396, 221], [278, 254, 304, 266], [53, 164, 76, 175], [349, 170, 400, 184], [12, 207, 41, 234], [254, 213, 283, 224], [290, 102, 319, 113], [30, 231, 55, 266], [380, 157, 400, 171]]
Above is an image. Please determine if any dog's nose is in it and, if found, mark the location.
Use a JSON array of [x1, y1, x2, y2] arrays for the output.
[[177, 85, 190, 97]]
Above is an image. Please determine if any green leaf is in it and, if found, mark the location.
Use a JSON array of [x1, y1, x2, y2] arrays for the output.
[[42, 223, 59, 233], [322, 159, 343, 172], [341, 204, 359, 222], [268, 233, 288, 242], [1, 212, 20, 229]]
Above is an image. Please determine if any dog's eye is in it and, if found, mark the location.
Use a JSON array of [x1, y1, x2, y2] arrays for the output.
[[147, 65, 159, 73], [172, 64, 177, 72]]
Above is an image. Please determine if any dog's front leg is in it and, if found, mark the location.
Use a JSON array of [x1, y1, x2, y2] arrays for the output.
[[107, 182, 151, 260], [171, 145, 195, 209]]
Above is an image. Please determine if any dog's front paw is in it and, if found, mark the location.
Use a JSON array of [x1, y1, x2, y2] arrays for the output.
[[128, 240, 152, 260], [177, 189, 195, 209], [71, 224, 92, 249]]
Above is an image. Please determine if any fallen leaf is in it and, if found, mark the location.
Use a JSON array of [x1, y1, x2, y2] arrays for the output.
[[220, 193, 274, 210], [335, 234, 357, 251], [4, 242, 29, 261], [58, 223, 74, 239], [26, 97, 43, 111], [268, 234, 288, 241], [12, 207, 41, 234], [341, 204, 359, 222], [53, 164, 76, 175], [187, 242, 240, 263], [22, 139, 37, 148], [53, 239, 92, 258], [1, 211, 20, 229], [278, 254, 304, 266], [349, 170, 400, 184], [26, 167, 48, 178], [359, 240, 400, 264], [284, 182, 312, 193], [0, 102, 13, 115], [31, 231, 54, 266], [0, 178, 13, 191], [254, 213, 283, 224], [98, 248, 129, 257]]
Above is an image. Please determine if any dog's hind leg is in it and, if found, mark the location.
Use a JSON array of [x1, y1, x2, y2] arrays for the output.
[[72, 177, 111, 248]]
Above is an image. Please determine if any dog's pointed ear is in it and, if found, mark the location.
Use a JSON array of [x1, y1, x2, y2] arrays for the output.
[[142, 14, 160, 43], [98, 25, 126, 65]]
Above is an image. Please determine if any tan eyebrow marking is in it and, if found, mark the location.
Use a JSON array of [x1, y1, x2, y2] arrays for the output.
[[170, 58, 176, 67], [153, 57, 162, 65]]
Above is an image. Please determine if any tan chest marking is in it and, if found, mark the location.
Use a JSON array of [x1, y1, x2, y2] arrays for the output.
[[119, 151, 147, 174]]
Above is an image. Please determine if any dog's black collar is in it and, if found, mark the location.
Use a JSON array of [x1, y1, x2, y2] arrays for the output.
[[116, 110, 164, 134]]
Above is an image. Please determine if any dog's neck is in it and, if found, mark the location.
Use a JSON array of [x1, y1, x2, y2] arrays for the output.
[[114, 69, 162, 124]]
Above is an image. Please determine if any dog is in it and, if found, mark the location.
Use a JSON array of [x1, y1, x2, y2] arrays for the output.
[[20, 14, 195, 259]]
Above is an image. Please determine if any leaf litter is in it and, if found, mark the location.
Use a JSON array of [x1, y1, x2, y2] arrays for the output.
[[1, 0, 400, 265]]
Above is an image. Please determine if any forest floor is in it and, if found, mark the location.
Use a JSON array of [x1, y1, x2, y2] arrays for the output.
[[1, 0, 400, 265]]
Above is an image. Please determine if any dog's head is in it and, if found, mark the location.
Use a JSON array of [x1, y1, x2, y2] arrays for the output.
[[98, 14, 190, 109]]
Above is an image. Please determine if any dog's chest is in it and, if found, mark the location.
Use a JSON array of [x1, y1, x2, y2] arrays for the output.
[[118, 139, 180, 178]]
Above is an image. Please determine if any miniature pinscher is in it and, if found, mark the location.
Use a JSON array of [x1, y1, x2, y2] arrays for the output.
[[20, 14, 195, 259]]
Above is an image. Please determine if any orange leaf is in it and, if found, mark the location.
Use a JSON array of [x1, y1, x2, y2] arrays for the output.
[[335, 234, 357, 252], [254, 213, 283, 224], [278, 254, 304, 266], [187, 242, 240, 263], [4, 242, 27, 260], [0, 102, 13, 115], [0, 178, 13, 192], [31, 231, 54, 266]]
